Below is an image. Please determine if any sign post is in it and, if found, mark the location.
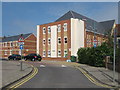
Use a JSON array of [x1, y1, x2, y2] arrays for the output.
[[18, 36, 24, 71]]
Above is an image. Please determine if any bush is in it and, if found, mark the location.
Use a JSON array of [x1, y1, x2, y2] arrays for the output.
[[77, 42, 116, 67]]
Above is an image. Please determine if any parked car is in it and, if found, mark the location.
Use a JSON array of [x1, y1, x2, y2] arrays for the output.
[[8, 54, 21, 60], [24, 53, 42, 61]]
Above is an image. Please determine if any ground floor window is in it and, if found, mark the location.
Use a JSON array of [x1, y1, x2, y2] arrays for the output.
[[43, 51, 46, 57], [64, 50, 67, 57], [48, 51, 51, 57], [58, 50, 61, 57]]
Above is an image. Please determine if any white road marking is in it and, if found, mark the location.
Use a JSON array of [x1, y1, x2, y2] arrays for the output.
[[40, 65, 45, 67], [61, 65, 67, 67]]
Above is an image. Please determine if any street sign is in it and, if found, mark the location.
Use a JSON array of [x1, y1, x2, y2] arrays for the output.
[[20, 44, 24, 50], [93, 39, 97, 48], [18, 36, 24, 42]]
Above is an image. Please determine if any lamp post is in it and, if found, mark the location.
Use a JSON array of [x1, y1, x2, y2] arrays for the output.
[[113, 28, 116, 85]]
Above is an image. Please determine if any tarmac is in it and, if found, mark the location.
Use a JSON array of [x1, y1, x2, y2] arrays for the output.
[[1, 60, 33, 89], [1, 60, 120, 89]]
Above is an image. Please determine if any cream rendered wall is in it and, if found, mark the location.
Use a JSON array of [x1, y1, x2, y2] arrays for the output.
[[37, 25, 40, 54], [51, 25, 57, 57], [71, 18, 85, 56]]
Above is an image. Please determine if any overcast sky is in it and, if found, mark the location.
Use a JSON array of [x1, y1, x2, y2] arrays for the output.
[[2, 2, 118, 37]]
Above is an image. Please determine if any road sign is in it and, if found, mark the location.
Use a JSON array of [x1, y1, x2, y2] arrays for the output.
[[20, 44, 24, 50], [18, 36, 24, 42]]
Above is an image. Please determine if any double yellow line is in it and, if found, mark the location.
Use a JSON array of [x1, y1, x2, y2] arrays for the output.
[[7, 65, 38, 90], [75, 66, 114, 88]]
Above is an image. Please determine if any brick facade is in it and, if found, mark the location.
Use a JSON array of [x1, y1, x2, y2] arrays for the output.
[[0, 33, 36, 58]]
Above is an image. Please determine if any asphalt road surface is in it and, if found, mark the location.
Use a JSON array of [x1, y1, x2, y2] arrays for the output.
[[16, 61, 109, 89]]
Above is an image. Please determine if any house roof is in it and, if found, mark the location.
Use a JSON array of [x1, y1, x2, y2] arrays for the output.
[[1, 33, 33, 42], [56, 10, 115, 35]]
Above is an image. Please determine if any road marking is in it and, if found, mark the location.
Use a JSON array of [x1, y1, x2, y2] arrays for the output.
[[8, 65, 38, 89], [40, 65, 45, 67], [61, 65, 67, 67], [75, 66, 114, 88]]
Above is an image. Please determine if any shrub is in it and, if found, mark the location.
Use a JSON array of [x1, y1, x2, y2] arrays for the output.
[[77, 42, 116, 67]]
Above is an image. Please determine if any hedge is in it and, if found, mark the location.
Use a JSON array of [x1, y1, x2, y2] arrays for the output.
[[77, 42, 117, 67]]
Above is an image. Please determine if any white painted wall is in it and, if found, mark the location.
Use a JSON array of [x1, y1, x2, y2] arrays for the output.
[[71, 18, 85, 56], [37, 25, 40, 54], [51, 25, 57, 57]]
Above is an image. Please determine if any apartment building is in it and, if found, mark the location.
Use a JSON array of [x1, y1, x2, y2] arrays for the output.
[[0, 33, 36, 58], [37, 11, 116, 61]]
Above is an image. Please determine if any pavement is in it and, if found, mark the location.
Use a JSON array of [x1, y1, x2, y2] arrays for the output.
[[1, 60, 33, 89]]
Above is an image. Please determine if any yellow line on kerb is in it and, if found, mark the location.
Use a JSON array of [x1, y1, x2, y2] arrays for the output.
[[75, 66, 113, 88], [8, 65, 38, 90]]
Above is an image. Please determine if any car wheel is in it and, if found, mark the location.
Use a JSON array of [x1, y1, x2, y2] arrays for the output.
[[32, 58, 35, 61]]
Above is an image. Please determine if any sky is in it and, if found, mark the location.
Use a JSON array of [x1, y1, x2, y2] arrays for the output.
[[2, 2, 119, 37]]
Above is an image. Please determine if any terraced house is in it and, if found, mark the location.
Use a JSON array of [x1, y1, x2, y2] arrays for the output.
[[0, 33, 36, 58], [37, 11, 116, 61]]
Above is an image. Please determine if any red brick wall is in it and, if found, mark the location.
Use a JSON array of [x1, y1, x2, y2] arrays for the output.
[[38, 19, 71, 61]]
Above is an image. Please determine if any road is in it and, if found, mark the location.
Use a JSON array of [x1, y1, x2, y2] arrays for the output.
[[13, 60, 110, 89]]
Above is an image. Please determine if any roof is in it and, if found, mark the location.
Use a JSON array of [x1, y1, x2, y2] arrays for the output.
[[56, 10, 115, 35], [1, 33, 33, 42]]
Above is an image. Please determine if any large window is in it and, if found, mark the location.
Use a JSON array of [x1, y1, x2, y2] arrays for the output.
[[58, 37, 61, 45], [48, 38, 51, 45], [63, 23, 67, 31], [48, 26, 51, 33], [48, 51, 51, 57], [58, 50, 61, 57], [57, 24, 61, 32], [64, 37, 67, 44], [43, 27, 46, 34]]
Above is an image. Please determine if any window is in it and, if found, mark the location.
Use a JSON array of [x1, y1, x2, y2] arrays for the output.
[[5, 42, 7, 47], [10, 42, 13, 47], [48, 26, 51, 33], [58, 37, 61, 44], [43, 51, 46, 57], [48, 51, 51, 57], [10, 50, 12, 55], [64, 37, 67, 44], [57, 24, 61, 32], [63, 23, 67, 31], [58, 50, 61, 57], [43, 27, 46, 34], [43, 39, 46, 45], [48, 38, 51, 45], [64, 50, 67, 57], [4, 50, 7, 55]]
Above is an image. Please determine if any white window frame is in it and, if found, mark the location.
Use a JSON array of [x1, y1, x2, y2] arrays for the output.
[[64, 50, 68, 57], [63, 23, 67, 31], [57, 24, 61, 32], [48, 51, 51, 57], [43, 51, 46, 57], [43, 39, 46, 46], [4, 50, 7, 55], [10, 42, 13, 47], [64, 36, 67, 44], [48, 38, 51, 45], [10, 50, 12, 55], [48, 26, 51, 33], [58, 37, 61, 45], [58, 50, 61, 57], [5, 42, 7, 47], [43, 27, 46, 34]]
